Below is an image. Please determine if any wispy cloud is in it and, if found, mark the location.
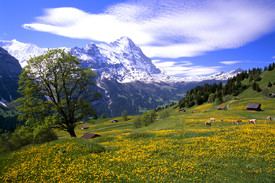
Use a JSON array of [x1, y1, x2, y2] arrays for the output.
[[220, 61, 241, 65], [152, 60, 221, 76], [272, 56, 275, 59], [23, 0, 275, 58]]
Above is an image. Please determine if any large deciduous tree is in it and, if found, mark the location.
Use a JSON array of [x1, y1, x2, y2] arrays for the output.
[[16, 49, 101, 137]]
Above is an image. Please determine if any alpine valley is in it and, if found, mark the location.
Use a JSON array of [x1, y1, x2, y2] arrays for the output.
[[0, 37, 242, 117]]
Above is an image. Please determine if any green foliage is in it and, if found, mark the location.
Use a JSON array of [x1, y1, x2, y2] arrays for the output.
[[0, 103, 20, 132], [100, 114, 106, 119], [133, 116, 142, 128], [133, 110, 157, 128], [159, 108, 170, 119], [142, 110, 157, 126], [15, 49, 101, 137], [121, 110, 128, 121], [178, 64, 274, 108], [267, 81, 272, 88], [215, 97, 223, 105], [127, 132, 156, 139], [71, 138, 106, 153], [207, 93, 216, 103], [0, 125, 57, 153]]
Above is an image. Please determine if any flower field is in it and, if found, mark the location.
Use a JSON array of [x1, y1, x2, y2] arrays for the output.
[[0, 122, 274, 182], [1, 92, 275, 182]]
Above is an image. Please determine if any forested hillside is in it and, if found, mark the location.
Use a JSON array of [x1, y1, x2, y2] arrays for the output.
[[179, 62, 275, 108]]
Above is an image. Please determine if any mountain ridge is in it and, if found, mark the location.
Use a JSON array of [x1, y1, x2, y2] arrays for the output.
[[0, 38, 242, 83]]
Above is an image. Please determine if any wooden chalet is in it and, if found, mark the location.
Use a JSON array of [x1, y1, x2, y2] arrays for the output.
[[81, 133, 100, 139], [246, 103, 261, 111]]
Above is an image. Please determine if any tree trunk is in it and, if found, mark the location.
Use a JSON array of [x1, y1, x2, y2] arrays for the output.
[[67, 126, 77, 137]]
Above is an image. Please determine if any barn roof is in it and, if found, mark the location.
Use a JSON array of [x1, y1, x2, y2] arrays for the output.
[[81, 133, 100, 139], [246, 103, 261, 110], [81, 125, 89, 129], [218, 106, 226, 110]]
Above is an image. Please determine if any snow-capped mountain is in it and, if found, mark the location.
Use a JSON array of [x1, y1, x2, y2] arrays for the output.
[[0, 39, 70, 67], [0, 39, 47, 67], [173, 68, 244, 82], [71, 37, 170, 83], [0, 37, 241, 83]]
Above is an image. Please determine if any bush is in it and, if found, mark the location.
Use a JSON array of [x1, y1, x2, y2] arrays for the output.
[[33, 129, 58, 144], [133, 116, 142, 128], [142, 110, 156, 126], [0, 125, 58, 153], [159, 109, 170, 119], [215, 97, 223, 105], [100, 114, 106, 119], [224, 95, 232, 102], [122, 110, 128, 121]]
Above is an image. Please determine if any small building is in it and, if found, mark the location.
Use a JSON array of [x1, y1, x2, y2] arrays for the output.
[[179, 109, 186, 112], [110, 120, 118, 123], [218, 106, 226, 110], [81, 125, 89, 129], [234, 97, 240, 100], [269, 93, 275, 98], [81, 133, 100, 139], [246, 103, 261, 111]]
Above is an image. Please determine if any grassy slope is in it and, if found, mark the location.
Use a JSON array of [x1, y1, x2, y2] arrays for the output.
[[0, 70, 274, 183]]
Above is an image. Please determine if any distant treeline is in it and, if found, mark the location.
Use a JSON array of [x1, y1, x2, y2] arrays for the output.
[[0, 103, 21, 133], [179, 62, 275, 108]]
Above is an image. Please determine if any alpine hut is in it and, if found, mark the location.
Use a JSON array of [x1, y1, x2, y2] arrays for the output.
[[81, 133, 100, 139], [246, 103, 261, 111]]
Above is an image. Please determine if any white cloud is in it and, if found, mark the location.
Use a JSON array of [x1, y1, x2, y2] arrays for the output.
[[220, 61, 241, 65], [272, 56, 275, 59], [23, 0, 275, 58], [152, 60, 221, 76]]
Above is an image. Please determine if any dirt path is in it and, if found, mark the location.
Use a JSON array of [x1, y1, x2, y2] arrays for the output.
[[58, 122, 133, 139]]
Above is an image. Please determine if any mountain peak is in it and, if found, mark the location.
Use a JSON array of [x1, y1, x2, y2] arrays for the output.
[[111, 36, 136, 48]]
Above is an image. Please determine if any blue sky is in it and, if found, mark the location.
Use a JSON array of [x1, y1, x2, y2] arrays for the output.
[[1, 0, 275, 77]]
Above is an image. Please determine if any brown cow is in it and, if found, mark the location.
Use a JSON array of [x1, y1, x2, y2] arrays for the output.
[[221, 119, 223, 122], [236, 120, 242, 124], [248, 119, 256, 124], [210, 118, 216, 122], [232, 120, 242, 125], [205, 121, 212, 126], [267, 116, 272, 121]]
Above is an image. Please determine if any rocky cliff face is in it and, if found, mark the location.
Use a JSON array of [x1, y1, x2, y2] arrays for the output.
[[0, 47, 22, 102], [70, 37, 168, 83]]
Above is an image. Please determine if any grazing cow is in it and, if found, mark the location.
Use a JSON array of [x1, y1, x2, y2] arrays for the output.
[[205, 121, 212, 126], [232, 120, 242, 125], [210, 118, 216, 122], [267, 116, 272, 121], [248, 119, 256, 124], [236, 120, 242, 124]]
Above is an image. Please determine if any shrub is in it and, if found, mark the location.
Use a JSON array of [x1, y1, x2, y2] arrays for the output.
[[100, 114, 106, 119], [33, 129, 58, 144], [122, 110, 128, 121], [142, 110, 156, 126], [133, 116, 142, 128], [159, 109, 170, 119]]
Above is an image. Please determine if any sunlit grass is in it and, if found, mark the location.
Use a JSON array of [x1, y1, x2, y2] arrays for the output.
[[1, 88, 275, 182]]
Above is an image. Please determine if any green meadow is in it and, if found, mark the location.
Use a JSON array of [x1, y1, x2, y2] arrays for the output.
[[0, 70, 274, 182]]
